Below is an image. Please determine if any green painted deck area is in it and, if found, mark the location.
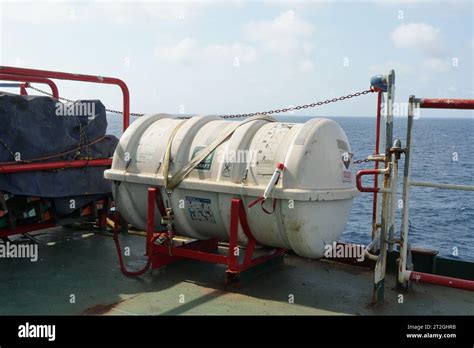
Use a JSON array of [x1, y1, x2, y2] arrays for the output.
[[1, 227, 473, 316]]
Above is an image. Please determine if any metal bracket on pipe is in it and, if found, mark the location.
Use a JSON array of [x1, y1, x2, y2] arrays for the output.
[[367, 154, 386, 162]]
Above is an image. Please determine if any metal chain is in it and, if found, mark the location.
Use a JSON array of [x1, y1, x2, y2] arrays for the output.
[[28, 85, 75, 102], [26, 84, 375, 165], [27, 85, 145, 117], [27, 85, 375, 119], [220, 88, 375, 119], [353, 158, 372, 165]]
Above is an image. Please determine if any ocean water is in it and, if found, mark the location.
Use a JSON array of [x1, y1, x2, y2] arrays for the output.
[[106, 115, 474, 262]]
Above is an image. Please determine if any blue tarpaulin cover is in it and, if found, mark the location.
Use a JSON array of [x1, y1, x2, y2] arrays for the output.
[[0, 92, 118, 215]]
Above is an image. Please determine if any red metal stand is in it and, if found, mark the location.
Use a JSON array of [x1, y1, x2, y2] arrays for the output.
[[140, 187, 286, 280]]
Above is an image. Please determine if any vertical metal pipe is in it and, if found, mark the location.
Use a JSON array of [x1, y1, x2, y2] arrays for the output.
[[388, 140, 400, 252], [147, 188, 157, 257], [373, 70, 395, 304], [398, 97, 415, 287], [385, 70, 395, 250], [371, 91, 383, 239]]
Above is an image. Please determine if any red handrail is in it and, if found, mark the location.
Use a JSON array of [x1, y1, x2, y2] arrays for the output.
[[0, 73, 59, 98], [0, 66, 129, 174], [356, 168, 389, 193], [0, 159, 112, 174], [0, 66, 130, 130], [407, 271, 474, 292], [420, 98, 474, 109], [357, 169, 378, 193]]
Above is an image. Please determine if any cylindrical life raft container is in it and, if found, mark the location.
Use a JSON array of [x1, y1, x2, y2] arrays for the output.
[[104, 114, 359, 258]]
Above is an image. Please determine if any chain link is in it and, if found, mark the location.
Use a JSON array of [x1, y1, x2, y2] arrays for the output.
[[353, 158, 372, 165], [221, 88, 374, 119], [27, 85, 375, 119], [26, 84, 375, 165], [28, 85, 75, 103], [27, 85, 145, 117]]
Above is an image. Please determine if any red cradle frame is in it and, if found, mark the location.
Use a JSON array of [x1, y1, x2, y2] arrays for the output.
[[113, 187, 286, 280], [0, 66, 130, 237]]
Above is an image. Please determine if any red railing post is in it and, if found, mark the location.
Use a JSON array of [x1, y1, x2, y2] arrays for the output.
[[19, 83, 28, 95], [0, 159, 112, 174]]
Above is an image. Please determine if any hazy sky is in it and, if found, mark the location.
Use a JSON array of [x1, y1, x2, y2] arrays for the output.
[[1, 0, 473, 118]]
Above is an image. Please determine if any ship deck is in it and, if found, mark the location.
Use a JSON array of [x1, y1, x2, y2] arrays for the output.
[[2, 227, 473, 316]]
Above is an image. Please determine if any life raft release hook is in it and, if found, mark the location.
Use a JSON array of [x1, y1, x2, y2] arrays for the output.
[[247, 162, 285, 214], [263, 162, 285, 200]]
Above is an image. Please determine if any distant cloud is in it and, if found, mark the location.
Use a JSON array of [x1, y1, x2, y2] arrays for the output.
[[3, 1, 213, 24], [391, 22, 443, 55], [203, 43, 258, 64], [155, 10, 315, 67], [243, 10, 314, 41], [242, 10, 315, 58], [155, 38, 198, 63], [376, 0, 435, 5], [369, 60, 416, 76], [420, 57, 451, 73], [298, 59, 314, 73], [155, 39, 257, 65], [3, 1, 76, 24]]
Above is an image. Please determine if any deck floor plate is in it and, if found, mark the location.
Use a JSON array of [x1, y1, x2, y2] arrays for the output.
[[1, 227, 473, 316]]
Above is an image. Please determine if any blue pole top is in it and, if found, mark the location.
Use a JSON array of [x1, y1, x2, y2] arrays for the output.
[[370, 75, 388, 92]]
